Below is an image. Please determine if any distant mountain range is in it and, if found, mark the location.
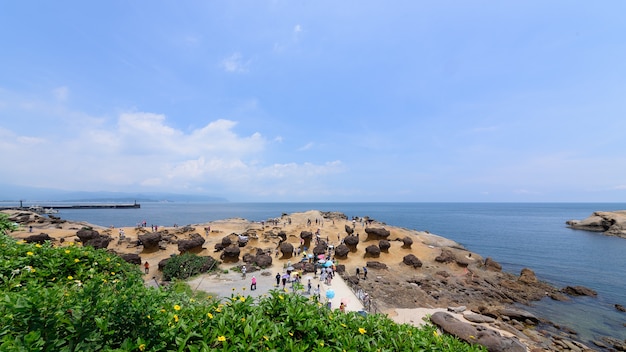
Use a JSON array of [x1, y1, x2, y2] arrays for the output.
[[0, 185, 227, 203]]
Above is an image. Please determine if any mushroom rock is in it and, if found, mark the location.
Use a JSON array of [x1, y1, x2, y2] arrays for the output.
[[158, 258, 170, 271], [378, 240, 391, 252], [221, 236, 232, 247], [364, 244, 381, 257], [138, 232, 162, 250], [300, 231, 313, 247], [364, 227, 391, 241], [344, 224, 354, 235], [301, 262, 316, 273], [177, 233, 205, 253], [434, 248, 456, 264], [279, 242, 294, 258], [119, 253, 142, 265], [403, 254, 423, 268], [23, 233, 54, 244], [277, 231, 287, 242], [344, 235, 359, 250], [242, 253, 255, 263], [254, 254, 273, 268], [313, 244, 327, 256], [334, 244, 350, 258], [221, 245, 241, 262], [77, 228, 111, 249], [401, 236, 413, 248]]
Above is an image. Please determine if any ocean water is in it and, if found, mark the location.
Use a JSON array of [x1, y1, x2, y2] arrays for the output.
[[14, 202, 626, 344]]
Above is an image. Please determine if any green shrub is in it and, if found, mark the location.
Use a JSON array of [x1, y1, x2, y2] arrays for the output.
[[161, 253, 220, 281]]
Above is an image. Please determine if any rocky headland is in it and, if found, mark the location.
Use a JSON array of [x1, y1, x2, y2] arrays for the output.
[[566, 211, 626, 239], [4, 209, 619, 351]]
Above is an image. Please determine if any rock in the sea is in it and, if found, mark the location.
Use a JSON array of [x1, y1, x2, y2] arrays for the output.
[[561, 285, 597, 297], [518, 268, 537, 284], [430, 312, 527, 352], [566, 211, 626, 238], [365, 244, 381, 257], [402, 254, 422, 268], [615, 304, 626, 312]]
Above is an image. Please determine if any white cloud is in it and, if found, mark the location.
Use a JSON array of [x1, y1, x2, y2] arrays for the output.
[[221, 52, 249, 73], [297, 142, 314, 151]]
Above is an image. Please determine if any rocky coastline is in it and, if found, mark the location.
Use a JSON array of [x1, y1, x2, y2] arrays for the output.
[[566, 210, 626, 239], [4, 209, 623, 351]]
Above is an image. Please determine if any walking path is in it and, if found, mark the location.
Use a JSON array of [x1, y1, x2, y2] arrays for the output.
[[187, 268, 364, 313]]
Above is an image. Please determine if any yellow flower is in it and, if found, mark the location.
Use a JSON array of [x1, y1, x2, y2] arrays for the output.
[[139, 344, 146, 351], [174, 304, 181, 311], [67, 275, 73, 280], [288, 332, 293, 336], [65, 250, 70, 254], [279, 295, 284, 300], [320, 342, 324, 347], [74, 258, 80, 263], [340, 323, 347, 328], [106, 258, 110, 262], [433, 331, 438, 337], [147, 315, 151, 319], [263, 336, 269, 341], [110, 272, 115, 275], [35, 244, 42, 248], [207, 312, 213, 319], [17, 240, 25, 244], [241, 317, 246, 322], [68, 242, 75, 246], [469, 335, 476, 339], [173, 314, 179, 322], [26, 251, 34, 256], [189, 298, 195, 303], [217, 336, 226, 342], [239, 296, 246, 302], [359, 328, 366, 334], [215, 308, 222, 313]]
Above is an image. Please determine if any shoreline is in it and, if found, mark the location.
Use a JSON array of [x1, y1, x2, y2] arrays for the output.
[[3, 209, 612, 351]]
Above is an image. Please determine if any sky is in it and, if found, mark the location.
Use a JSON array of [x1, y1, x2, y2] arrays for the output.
[[1, 1, 625, 202]]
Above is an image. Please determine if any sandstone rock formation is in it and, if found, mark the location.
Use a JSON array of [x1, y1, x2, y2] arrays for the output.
[[566, 210, 626, 238]]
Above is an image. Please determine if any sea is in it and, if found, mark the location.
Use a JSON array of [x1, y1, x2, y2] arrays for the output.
[[8, 202, 626, 345]]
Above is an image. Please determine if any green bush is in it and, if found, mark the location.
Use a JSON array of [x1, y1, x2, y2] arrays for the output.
[[0, 223, 485, 352], [161, 253, 219, 281]]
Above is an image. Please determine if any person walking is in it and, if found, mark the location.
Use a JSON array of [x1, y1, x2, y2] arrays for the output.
[[241, 265, 246, 278], [363, 266, 368, 280], [275, 273, 281, 287], [251, 276, 257, 291], [143, 261, 150, 274]]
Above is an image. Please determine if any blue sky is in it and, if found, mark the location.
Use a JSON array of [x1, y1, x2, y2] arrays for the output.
[[1, 1, 625, 202]]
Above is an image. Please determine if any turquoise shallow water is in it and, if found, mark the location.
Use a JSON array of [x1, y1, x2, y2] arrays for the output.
[[13, 202, 626, 345]]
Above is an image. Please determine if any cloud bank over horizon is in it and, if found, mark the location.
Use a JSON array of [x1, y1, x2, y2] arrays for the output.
[[1, 2, 625, 202]]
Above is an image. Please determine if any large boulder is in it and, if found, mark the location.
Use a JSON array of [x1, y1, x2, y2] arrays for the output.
[[23, 233, 54, 244], [177, 233, 205, 253], [364, 227, 390, 241], [300, 231, 313, 247], [254, 254, 273, 268], [430, 312, 526, 352], [139, 232, 162, 250], [498, 308, 539, 325], [344, 224, 354, 235], [403, 254, 423, 268], [313, 243, 327, 256], [518, 268, 537, 284], [280, 242, 294, 258], [366, 261, 388, 270], [221, 246, 240, 262], [344, 235, 359, 250], [401, 236, 413, 248], [364, 245, 381, 257], [435, 248, 456, 264], [334, 244, 350, 258], [277, 231, 287, 242], [119, 253, 142, 265], [76, 228, 111, 249], [378, 240, 391, 252]]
